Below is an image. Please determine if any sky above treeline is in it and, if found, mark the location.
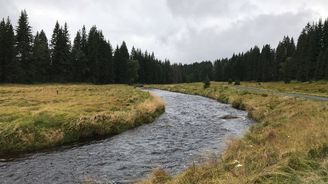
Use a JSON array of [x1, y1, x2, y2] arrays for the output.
[[0, 0, 328, 63]]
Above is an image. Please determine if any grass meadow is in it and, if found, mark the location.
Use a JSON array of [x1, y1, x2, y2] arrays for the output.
[[0, 84, 164, 156], [240, 81, 328, 97]]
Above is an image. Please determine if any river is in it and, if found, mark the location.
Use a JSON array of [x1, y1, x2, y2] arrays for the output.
[[0, 89, 252, 184]]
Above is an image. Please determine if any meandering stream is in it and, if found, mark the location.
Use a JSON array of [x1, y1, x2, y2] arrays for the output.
[[0, 89, 252, 184]]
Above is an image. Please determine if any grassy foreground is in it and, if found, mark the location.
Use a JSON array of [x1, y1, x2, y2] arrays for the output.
[[140, 82, 328, 184], [0, 84, 164, 156]]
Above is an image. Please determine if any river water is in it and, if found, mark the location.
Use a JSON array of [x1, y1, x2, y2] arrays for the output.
[[0, 89, 252, 184]]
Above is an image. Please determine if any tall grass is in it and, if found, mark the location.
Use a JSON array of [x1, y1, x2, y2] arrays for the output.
[[0, 84, 164, 156], [140, 82, 328, 184]]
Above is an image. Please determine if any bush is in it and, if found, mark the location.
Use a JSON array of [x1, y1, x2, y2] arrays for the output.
[[228, 79, 233, 84], [232, 98, 246, 110], [234, 79, 240, 85], [284, 78, 291, 84], [203, 76, 210, 89], [133, 83, 144, 88]]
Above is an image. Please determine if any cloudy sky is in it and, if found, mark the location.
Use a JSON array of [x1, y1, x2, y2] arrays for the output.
[[0, 0, 328, 63]]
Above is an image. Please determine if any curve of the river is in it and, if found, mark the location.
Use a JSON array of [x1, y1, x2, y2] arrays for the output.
[[0, 89, 252, 184]]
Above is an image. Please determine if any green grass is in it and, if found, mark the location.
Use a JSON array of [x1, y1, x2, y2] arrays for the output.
[[139, 82, 328, 184], [0, 84, 164, 156]]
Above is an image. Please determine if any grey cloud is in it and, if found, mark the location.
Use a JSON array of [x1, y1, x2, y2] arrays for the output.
[[0, 0, 326, 63], [166, 0, 230, 17], [166, 0, 257, 19], [170, 11, 314, 63]]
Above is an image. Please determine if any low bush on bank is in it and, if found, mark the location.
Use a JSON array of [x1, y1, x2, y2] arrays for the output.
[[0, 84, 164, 156], [142, 82, 328, 184]]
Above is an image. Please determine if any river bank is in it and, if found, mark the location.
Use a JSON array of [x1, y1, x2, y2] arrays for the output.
[[0, 89, 251, 183], [0, 84, 164, 156], [141, 82, 328, 184]]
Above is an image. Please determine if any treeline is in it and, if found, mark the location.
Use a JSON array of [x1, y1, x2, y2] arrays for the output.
[[0, 10, 176, 84], [168, 18, 328, 83], [0, 10, 327, 84], [213, 20, 328, 82], [184, 19, 328, 83]]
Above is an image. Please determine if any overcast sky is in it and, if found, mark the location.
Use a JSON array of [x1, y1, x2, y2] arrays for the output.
[[0, 0, 328, 63]]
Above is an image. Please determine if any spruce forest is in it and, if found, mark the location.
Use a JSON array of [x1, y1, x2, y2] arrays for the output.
[[0, 10, 327, 84]]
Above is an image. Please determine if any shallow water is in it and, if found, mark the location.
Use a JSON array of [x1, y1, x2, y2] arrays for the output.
[[0, 89, 252, 184]]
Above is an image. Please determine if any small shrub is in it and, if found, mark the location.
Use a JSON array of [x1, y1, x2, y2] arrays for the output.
[[228, 79, 233, 84], [284, 79, 291, 84], [134, 84, 144, 88], [234, 79, 240, 85], [232, 98, 246, 110], [308, 144, 328, 159], [218, 95, 229, 103], [203, 76, 211, 89]]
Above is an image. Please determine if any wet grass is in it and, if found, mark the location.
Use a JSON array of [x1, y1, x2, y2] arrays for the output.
[[0, 84, 164, 156], [140, 82, 328, 184]]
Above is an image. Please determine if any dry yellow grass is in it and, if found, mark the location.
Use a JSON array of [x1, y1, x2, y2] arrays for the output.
[[141, 82, 328, 184], [0, 84, 164, 156], [240, 81, 328, 97]]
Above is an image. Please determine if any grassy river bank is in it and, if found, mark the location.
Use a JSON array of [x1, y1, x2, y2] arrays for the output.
[[0, 84, 164, 156], [140, 82, 328, 184]]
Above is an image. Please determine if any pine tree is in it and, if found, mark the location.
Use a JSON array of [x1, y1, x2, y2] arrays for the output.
[[127, 59, 139, 84], [295, 27, 310, 81], [260, 45, 275, 81], [16, 10, 33, 83], [113, 41, 129, 83], [72, 31, 87, 82], [5, 18, 17, 83], [0, 19, 4, 82], [0, 18, 16, 83], [86, 26, 113, 83], [214, 60, 224, 81], [315, 19, 328, 80], [50, 21, 60, 80], [81, 25, 88, 54], [308, 22, 323, 80], [50, 22, 72, 82], [113, 46, 120, 82], [32, 30, 50, 82], [276, 36, 296, 80], [50, 21, 60, 52], [280, 57, 294, 83], [317, 48, 328, 80]]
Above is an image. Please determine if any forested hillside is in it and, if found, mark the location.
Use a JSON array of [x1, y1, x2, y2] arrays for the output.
[[0, 10, 327, 84]]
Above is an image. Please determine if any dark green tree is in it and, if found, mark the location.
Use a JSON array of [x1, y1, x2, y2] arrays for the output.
[[113, 41, 129, 83], [32, 30, 50, 82], [260, 45, 275, 81], [0, 18, 16, 83], [276, 36, 296, 80], [50, 22, 72, 82], [16, 10, 33, 83], [72, 30, 88, 82], [87, 26, 113, 83]]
